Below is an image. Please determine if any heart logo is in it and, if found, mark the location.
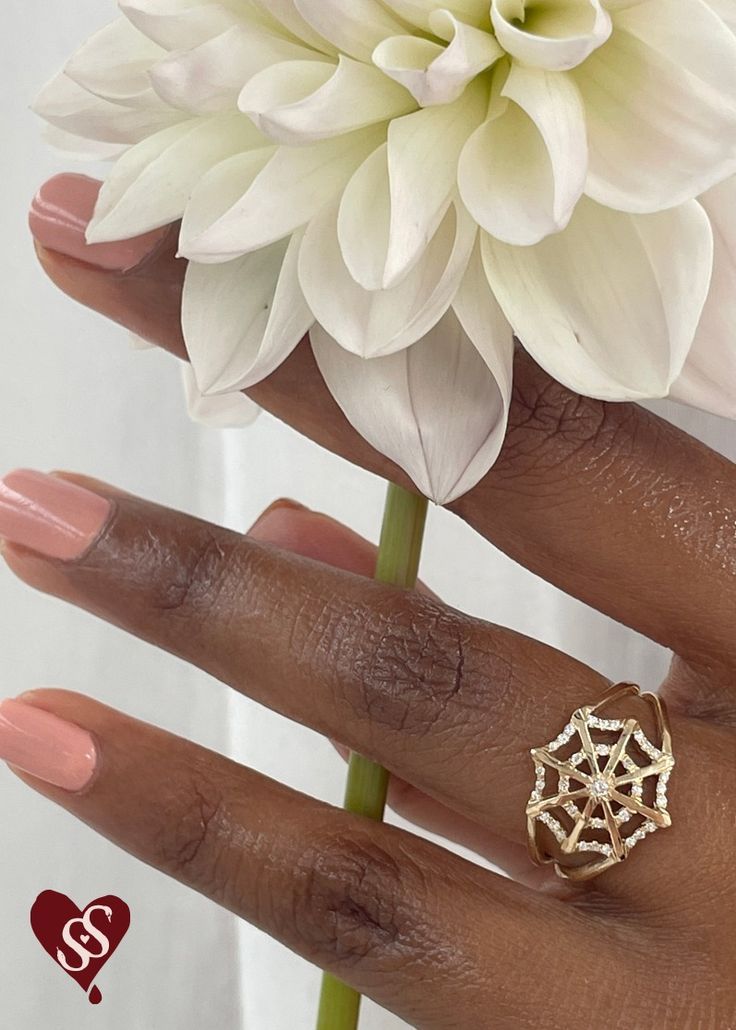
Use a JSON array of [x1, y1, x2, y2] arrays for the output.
[[30, 891, 130, 1004]]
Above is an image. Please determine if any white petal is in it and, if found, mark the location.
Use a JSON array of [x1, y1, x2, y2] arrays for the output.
[[179, 147, 277, 260], [452, 238, 515, 412], [300, 198, 477, 357], [311, 309, 511, 504], [373, 15, 502, 107], [491, 0, 612, 71], [294, 0, 406, 61], [249, 0, 338, 54], [33, 70, 184, 144], [382, 0, 491, 31], [150, 23, 320, 114], [617, 0, 736, 97], [64, 18, 164, 108], [337, 144, 392, 290], [339, 85, 487, 289], [482, 197, 714, 400], [181, 365, 261, 428], [86, 113, 266, 242], [181, 128, 383, 261], [459, 66, 587, 245], [239, 56, 414, 145], [706, 0, 736, 33], [576, 0, 736, 212], [120, 0, 244, 50], [671, 177, 736, 419], [183, 231, 313, 395], [41, 124, 128, 161], [383, 81, 488, 286]]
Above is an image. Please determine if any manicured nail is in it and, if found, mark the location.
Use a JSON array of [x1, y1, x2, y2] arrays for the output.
[[248, 498, 309, 540], [0, 470, 111, 561], [29, 173, 168, 272], [0, 699, 97, 791]]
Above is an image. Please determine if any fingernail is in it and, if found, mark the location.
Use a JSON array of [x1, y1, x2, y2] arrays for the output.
[[29, 173, 168, 273], [0, 470, 112, 561], [248, 498, 309, 540], [0, 699, 97, 791]]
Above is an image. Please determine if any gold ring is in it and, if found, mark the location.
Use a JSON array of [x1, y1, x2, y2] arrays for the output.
[[526, 683, 675, 882]]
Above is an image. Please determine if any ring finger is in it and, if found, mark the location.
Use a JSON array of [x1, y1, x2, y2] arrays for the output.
[[5, 688, 595, 1030], [0, 469, 724, 904]]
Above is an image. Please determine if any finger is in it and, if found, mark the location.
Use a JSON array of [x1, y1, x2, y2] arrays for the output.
[[1, 689, 594, 1028], [329, 740, 552, 890], [0, 470, 724, 908], [30, 177, 736, 676], [247, 499, 553, 887]]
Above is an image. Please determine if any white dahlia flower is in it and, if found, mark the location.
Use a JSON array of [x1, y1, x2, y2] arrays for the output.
[[35, 0, 736, 502]]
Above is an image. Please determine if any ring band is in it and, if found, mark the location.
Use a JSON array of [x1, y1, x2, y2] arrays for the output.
[[526, 683, 675, 882]]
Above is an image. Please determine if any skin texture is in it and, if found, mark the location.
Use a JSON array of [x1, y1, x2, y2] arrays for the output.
[[2, 178, 733, 1027]]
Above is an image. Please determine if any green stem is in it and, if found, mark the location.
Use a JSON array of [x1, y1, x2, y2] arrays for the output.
[[315, 482, 429, 1030]]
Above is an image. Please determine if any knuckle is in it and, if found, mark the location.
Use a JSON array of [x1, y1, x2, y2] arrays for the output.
[[496, 354, 640, 487], [147, 530, 232, 619], [287, 829, 427, 968], [155, 772, 227, 888], [505, 370, 608, 466], [317, 591, 500, 738]]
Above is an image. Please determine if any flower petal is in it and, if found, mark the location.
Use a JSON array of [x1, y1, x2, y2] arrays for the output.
[[337, 144, 392, 290], [294, 0, 407, 61], [382, 0, 491, 31], [671, 177, 736, 419], [372, 14, 502, 106], [64, 17, 164, 108], [249, 0, 338, 54], [383, 81, 488, 286], [181, 128, 383, 261], [41, 124, 129, 161], [239, 56, 415, 145], [706, 0, 736, 33], [120, 0, 244, 50], [459, 65, 587, 245], [183, 230, 313, 395], [86, 113, 266, 242], [491, 0, 612, 71], [482, 197, 714, 400], [150, 23, 320, 114], [576, 0, 736, 212], [181, 365, 261, 428], [338, 84, 487, 290], [301, 197, 476, 357], [33, 70, 184, 144], [311, 307, 512, 505], [452, 237, 515, 413], [179, 147, 277, 260]]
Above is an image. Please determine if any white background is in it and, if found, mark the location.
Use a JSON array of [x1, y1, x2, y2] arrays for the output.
[[1, 3, 734, 1028]]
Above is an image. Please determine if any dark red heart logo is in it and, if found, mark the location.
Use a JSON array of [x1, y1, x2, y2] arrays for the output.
[[30, 891, 130, 1004]]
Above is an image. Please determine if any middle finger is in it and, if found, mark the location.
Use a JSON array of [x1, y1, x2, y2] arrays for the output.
[[0, 469, 721, 907], [32, 201, 736, 680]]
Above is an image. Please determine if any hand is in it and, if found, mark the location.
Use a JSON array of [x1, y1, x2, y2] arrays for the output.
[[4, 174, 732, 1028]]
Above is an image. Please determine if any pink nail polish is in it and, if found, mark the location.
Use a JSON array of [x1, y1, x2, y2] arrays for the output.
[[0, 699, 97, 791], [29, 173, 169, 272], [0, 470, 111, 561]]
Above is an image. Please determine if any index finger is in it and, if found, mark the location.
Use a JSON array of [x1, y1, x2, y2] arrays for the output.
[[31, 179, 736, 675]]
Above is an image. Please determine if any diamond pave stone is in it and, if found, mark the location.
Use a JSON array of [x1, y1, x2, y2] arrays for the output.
[[589, 777, 610, 799]]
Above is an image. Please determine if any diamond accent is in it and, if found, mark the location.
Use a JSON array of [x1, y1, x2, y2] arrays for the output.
[[634, 728, 662, 760], [588, 716, 624, 731], [545, 722, 576, 752], [589, 777, 610, 798]]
